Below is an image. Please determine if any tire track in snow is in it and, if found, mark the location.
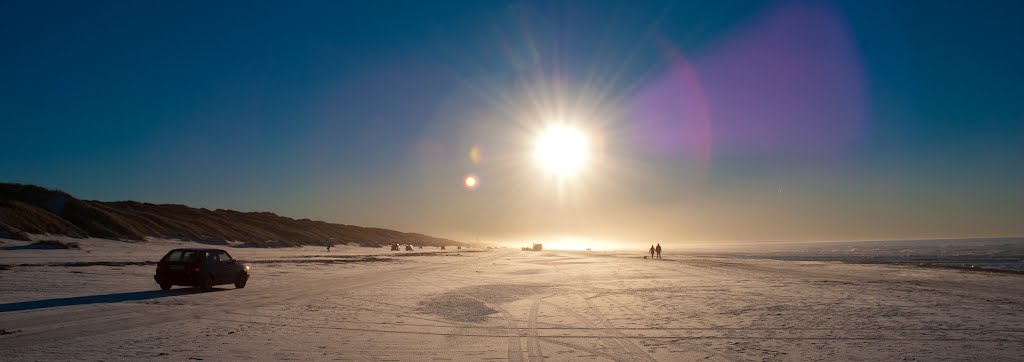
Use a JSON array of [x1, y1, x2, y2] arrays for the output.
[[581, 296, 657, 361], [527, 300, 545, 361], [407, 273, 526, 362], [599, 294, 735, 361], [539, 299, 633, 361]]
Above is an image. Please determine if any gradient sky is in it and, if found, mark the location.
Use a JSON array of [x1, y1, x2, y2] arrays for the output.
[[2, 0, 1022, 244]]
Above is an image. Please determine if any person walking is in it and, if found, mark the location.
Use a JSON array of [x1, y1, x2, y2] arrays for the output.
[[649, 245, 656, 259], [655, 243, 662, 259]]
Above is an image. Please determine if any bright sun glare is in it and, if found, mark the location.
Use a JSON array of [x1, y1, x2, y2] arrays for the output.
[[534, 125, 590, 176]]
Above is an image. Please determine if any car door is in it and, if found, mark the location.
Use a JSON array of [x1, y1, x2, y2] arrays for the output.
[[219, 251, 239, 280], [214, 251, 236, 283], [205, 250, 227, 284]]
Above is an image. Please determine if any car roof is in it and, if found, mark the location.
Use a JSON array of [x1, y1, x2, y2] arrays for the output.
[[168, 248, 225, 252]]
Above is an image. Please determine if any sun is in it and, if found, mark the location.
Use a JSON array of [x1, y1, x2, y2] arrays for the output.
[[534, 125, 590, 176]]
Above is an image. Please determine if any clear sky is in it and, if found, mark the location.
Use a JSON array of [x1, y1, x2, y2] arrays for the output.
[[2, 1, 1022, 244]]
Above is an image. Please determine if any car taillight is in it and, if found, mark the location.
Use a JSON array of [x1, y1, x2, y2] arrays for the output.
[[192, 267, 200, 272]]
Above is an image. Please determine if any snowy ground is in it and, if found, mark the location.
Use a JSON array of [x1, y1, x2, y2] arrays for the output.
[[1, 238, 1022, 361]]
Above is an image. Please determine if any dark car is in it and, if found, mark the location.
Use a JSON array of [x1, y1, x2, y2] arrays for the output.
[[154, 248, 250, 292]]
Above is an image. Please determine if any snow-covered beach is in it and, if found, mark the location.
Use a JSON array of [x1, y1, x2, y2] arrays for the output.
[[1, 238, 1021, 360]]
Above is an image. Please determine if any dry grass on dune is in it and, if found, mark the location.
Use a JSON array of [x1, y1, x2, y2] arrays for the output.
[[0, 200, 87, 238], [0, 183, 459, 247]]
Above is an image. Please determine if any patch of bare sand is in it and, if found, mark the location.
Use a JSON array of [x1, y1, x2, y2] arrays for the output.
[[418, 284, 551, 322]]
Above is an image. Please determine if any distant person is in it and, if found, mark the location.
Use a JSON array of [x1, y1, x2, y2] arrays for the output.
[[649, 245, 656, 259], [655, 243, 662, 259], [326, 244, 332, 252]]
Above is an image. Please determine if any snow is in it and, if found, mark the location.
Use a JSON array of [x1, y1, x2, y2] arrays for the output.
[[1, 237, 1022, 360]]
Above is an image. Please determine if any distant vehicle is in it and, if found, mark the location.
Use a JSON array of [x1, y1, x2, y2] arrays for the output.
[[405, 245, 413, 251], [154, 248, 250, 292], [440, 245, 446, 250], [391, 244, 400, 251]]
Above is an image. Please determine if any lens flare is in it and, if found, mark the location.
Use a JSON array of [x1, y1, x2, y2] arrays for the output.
[[464, 175, 479, 190], [469, 144, 482, 164]]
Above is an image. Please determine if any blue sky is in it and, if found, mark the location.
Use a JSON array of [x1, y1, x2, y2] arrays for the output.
[[2, 1, 1021, 242]]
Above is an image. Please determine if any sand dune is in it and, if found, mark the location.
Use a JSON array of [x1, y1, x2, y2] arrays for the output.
[[0, 183, 460, 247], [1, 238, 1021, 360]]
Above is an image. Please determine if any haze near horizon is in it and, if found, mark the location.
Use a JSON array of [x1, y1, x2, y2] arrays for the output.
[[2, 0, 1022, 244]]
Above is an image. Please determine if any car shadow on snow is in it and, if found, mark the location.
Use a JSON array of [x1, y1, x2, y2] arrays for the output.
[[0, 288, 224, 313]]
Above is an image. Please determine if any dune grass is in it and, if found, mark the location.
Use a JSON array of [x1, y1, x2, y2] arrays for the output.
[[0, 183, 460, 247]]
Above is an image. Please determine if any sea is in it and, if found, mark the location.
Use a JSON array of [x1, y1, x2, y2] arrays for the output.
[[683, 237, 1024, 273]]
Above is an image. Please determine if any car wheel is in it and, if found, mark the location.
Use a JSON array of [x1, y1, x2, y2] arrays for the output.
[[159, 282, 172, 291], [200, 275, 214, 292], [234, 274, 247, 289]]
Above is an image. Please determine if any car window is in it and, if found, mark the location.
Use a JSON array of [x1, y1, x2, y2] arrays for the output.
[[182, 251, 198, 262], [207, 250, 230, 263], [164, 250, 183, 262], [217, 252, 233, 263], [165, 250, 198, 262]]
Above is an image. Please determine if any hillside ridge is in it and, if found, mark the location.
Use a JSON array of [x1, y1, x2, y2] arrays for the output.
[[0, 183, 461, 247]]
